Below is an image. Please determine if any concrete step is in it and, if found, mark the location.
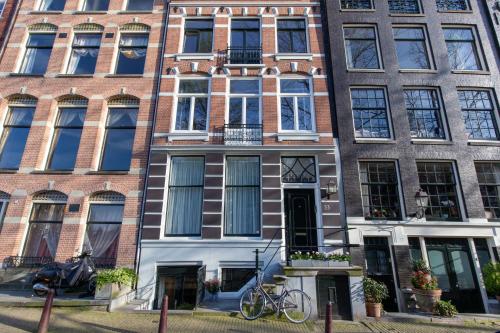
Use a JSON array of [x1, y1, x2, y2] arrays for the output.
[[113, 298, 149, 312]]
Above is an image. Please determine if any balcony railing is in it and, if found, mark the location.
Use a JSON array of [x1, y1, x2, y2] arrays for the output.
[[68, 256, 116, 269], [3, 256, 53, 268], [224, 124, 263, 146], [218, 46, 262, 65]]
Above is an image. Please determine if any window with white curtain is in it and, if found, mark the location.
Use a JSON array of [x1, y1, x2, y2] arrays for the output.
[[39, 0, 65, 11], [224, 156, 260, 236], [67, 34, 101, 74], [83, 204, 123, 264], [115, 34, 149, 74], [165, 157, 205, 236], [47, 107, 86, 170], [19, 33, 56, 75], [175, 79, 209, 131], [22, 203, 65, 259]]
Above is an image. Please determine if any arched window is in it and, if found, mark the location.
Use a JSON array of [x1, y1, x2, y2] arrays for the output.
[[83, 191, 125, 268], [100, 96, 139, 171], [47, 96, 88, 170], [22, 191, 67, 262], [0, 95, 37, 170]]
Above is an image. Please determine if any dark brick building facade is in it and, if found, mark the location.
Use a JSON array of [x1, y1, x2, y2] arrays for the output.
[[323, 0, 500, 314]]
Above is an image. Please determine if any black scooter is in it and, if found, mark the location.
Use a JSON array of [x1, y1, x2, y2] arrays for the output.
[[32, 251, 97, 297]]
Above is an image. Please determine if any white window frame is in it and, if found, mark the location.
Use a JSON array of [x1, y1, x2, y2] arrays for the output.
[[0, 0, 6, 17], [0, 197, 8, 228], [179, 17, 215, 55], [97, 102, 139, 172], [349, 86, 394, 141], [415, 160, 467, 222], [404, 86, 449, 142], [392, 24, 435, 71], [80, 0, 109, 12], [442, 25, 487, 73], [277, 76, 316, 133], [65, 32, 102, 75], [342, 24, 383, 71], [225, 78, 262, 125], [171, 77, 211, 133], [111, 30, 150, 74], [357, 159, 406, 221], [274, 17, 310, 55], [458, 88, 500, 143], [17, 31, 56, 74], [222, 154, 263, 240]]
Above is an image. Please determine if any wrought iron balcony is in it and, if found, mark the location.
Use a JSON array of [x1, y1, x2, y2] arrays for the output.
[[218, 46, 262, 65], [68, 256, 116, 269], [224, 124, 263, 146], [3, 256, 53, 268]]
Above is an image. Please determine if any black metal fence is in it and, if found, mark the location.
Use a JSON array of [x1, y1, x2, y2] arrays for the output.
[[224, 124, 263, 145], [3, 256, 53, 268], [218, 47, 262, 65]]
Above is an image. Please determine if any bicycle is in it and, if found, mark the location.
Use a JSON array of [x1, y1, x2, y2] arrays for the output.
[[239, 270, 312, 323]]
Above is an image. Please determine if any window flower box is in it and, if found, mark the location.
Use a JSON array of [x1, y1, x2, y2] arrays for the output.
[[290, 251, 351, 268]]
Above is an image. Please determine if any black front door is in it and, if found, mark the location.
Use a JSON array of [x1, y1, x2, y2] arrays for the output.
[[364, 237, 399, 312], [316, 275, 352, 320], [426, 238, 484, 313], [285, 189, 317, 255]]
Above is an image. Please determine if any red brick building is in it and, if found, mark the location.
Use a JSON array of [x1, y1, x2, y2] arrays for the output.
[[136, 0, 358, 319], [0, 0, 165, 278], [0, 0, 19, 58]]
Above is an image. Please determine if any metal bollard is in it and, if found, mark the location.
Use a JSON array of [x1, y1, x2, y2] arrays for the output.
[[158, 295, 168, 333], [37, 289, 55, 333], [325, 301, 333, 333]]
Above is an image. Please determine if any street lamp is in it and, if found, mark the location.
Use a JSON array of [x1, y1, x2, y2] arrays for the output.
[[415, 188, 429, 219], [326, 180, 338, 199]]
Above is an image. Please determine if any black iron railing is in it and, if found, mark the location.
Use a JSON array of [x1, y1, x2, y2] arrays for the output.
[[218, 46, 262, 65], [3, 256, 53, 268], [68, 256, 116, 269], [224, 124, 263, 145]]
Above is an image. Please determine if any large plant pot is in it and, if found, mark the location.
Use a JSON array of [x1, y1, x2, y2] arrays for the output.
[[414, 289, 442, 312], [95, 283, 131, 300], [365, 302, 382, 318]]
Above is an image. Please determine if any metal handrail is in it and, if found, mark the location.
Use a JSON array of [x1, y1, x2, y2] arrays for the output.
[[223, 123, 263, 145], [217, 46, 263, 65]]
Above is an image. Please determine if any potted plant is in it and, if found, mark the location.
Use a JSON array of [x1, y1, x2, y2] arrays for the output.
[[290, 251, 351, 267], [95, 267, 136, 300], [204, 278, 220, 301], [411, 260, 441, 312], [434, 300, 458, 317], [482, 261, 500, 301], [362, 277, 389, 318]]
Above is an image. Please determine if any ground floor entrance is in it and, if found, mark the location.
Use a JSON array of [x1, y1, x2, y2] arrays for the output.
[[363, 237, 399, 312], [155, 266, 206, 310], [316, 275, 352, 320], [425, 238, 484, 313], [284, 189, 318, 256]]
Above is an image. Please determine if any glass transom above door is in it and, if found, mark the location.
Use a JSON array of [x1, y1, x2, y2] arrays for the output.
[[281, 157, 316, 183]]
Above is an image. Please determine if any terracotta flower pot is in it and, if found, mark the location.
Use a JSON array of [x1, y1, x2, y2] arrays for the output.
[[365, 302, 382, 318], [414, 289, 442, 312]]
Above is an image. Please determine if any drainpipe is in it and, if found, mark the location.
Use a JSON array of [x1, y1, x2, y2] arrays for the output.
[[134, 0, 171, 285], [0, 0, 22, 61]]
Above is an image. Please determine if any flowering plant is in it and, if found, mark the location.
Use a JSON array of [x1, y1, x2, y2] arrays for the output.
[[204, 278, 220, 294], [290, 251, 351, 262], [411, 260, 439, 290]]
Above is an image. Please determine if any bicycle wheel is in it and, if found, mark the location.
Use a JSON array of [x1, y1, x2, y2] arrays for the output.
[[281, 289, 312, 324], [239, 288, 266, 320]]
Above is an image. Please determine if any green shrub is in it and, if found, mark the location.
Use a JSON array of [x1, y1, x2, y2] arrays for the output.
[[96, 267, 137, 289], [482, 261, 500, 296], [362, 277, 389, 304], [433, 300, 458, 317]]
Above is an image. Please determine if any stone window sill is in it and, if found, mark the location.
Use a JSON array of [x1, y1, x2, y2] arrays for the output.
[[31, 170, 73, 174], [56, 74, 94, 78], [468, 140, 500, 146], [411, 139, 452, 145], [87, 170, 130, 175], [277, 133, 320, 142], [175, 53, 214, 61], [354, 138, 395, 144], [167, 132, 209, 141], [105, 74, 144, 78], [274, 53, 313, 61], [9, 73, 44, 77]]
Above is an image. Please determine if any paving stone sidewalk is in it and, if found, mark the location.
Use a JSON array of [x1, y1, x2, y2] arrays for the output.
[[0, 307, 498, 333]]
